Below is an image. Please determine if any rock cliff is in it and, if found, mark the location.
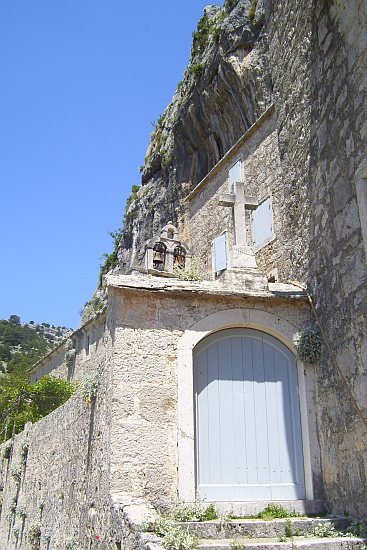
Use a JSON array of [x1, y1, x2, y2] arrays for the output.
[[112, 0, 273, 274]]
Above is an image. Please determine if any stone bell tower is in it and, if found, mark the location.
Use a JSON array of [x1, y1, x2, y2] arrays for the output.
[[144, 222, 191, 276]]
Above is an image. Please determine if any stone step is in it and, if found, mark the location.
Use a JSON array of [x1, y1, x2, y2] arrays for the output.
[[212, 501, 325, 517], [197, 536, 366, 550], [178, 518, 350, 540]]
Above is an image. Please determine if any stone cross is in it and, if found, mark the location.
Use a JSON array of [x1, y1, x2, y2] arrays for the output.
[[218, 181, 258, 268]]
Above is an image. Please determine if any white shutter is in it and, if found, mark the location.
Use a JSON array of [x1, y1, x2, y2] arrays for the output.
[[212, 234, 227, 273], [229, 161, 242, 191], [252, 198, 273, 248]]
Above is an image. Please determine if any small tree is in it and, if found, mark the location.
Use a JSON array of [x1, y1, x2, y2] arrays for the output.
[[0, 376, 75, 443], [9, 315, 21, 326]]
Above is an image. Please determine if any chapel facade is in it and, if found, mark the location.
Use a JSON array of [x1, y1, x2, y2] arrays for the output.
[[0, 1, 366, 548]]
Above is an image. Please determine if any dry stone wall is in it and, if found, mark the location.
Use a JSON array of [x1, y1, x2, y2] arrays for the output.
[[0, 322, 114, 549]]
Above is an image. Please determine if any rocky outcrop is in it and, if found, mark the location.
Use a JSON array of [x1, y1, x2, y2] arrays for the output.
[[117, 0, 272, 272]]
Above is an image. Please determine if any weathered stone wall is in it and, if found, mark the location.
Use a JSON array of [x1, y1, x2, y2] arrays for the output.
[[264, 0, 313, 283], [187, 108, 283, 280], [265, 0, 367, 517], [307, 0, 367, 517], [0, 322, 114, 549], [0, 274, 323, 548], [108, 282, 319, 511], [30, 316, 106, 384], [29, 345, 66, 383]]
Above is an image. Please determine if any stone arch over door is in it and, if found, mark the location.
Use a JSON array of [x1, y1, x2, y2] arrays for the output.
[[177, 308, 314, 502]]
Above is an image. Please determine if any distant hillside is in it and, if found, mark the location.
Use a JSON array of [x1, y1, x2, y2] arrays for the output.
[[0, 315, 72, 378], [0, 316, 74, 443]]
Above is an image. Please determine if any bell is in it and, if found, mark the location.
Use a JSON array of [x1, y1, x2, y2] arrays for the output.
[[174, 255, 185, 267], [153, 251, 164, 263], [174, 246, 186, 268]]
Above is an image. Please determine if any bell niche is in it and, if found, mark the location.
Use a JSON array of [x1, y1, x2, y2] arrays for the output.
[[144, 222, 190, 276]]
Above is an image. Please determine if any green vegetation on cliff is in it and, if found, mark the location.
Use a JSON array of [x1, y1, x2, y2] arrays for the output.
[[98, 183, 141, 286], [89, 0, 268, 294]]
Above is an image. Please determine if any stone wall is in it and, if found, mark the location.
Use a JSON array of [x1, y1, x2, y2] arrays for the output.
[[265, 0, 367, 517], [0, 275, 322, 547], [307, 0, 367, 517], [0, 320, 114, 549], [107, 281, 319, 511], [187, 107, 283, 280], [264, 0, 313, 283], [30, 316, 106, 384]]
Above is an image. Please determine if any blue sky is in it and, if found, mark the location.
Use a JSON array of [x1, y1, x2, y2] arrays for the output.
[[0, 0, 217, 329]]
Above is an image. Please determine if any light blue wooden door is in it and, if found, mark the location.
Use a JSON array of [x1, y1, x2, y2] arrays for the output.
[[194, 328, 306, 501]]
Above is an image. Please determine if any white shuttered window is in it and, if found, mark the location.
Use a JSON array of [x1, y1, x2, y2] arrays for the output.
[[212, 233, 227, 273], [252, 197, 273, 248], [229, 161, 242, 191]]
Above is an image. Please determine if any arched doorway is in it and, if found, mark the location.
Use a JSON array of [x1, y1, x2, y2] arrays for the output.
[[194, 328, 306, 501]]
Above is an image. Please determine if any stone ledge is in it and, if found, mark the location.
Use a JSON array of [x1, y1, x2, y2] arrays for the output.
[[196, 537, 367, 550], [106, 273, 307, 300], [176, 517, 350, 540]]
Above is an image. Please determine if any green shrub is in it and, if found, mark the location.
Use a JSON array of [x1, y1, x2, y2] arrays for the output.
[[224, 0, 237, 11], [191, 11, 223, 56], [16, 504, 27, 518], [248, 0, 258, 20], [81, 371, 99, 404], [192, 14, 211, 55], [212, 27, 221, 43], [257, 504, 299, 520], [0, 376, 75, 443], [26, 377, 75, 421], [98, 184, 142, 284], [8, 496, 17, 515], [3, 440, 13, 459], [172, 500, 217, 522], [11, 464, 22, 483], [284, 518, 294, 539], [192, 64, 204, 79], [312, 521, 340, 538], [81, 295, 106, 324], [64, 337, 76, 367], [345, 520, 367, 538], [173, 258, 202, 282], [152, 517, 197, 549], [296, 328, 322, 364], [20, 439, 29, 465], [200, 503, 218, 521], [28, 524, 41, 549]]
